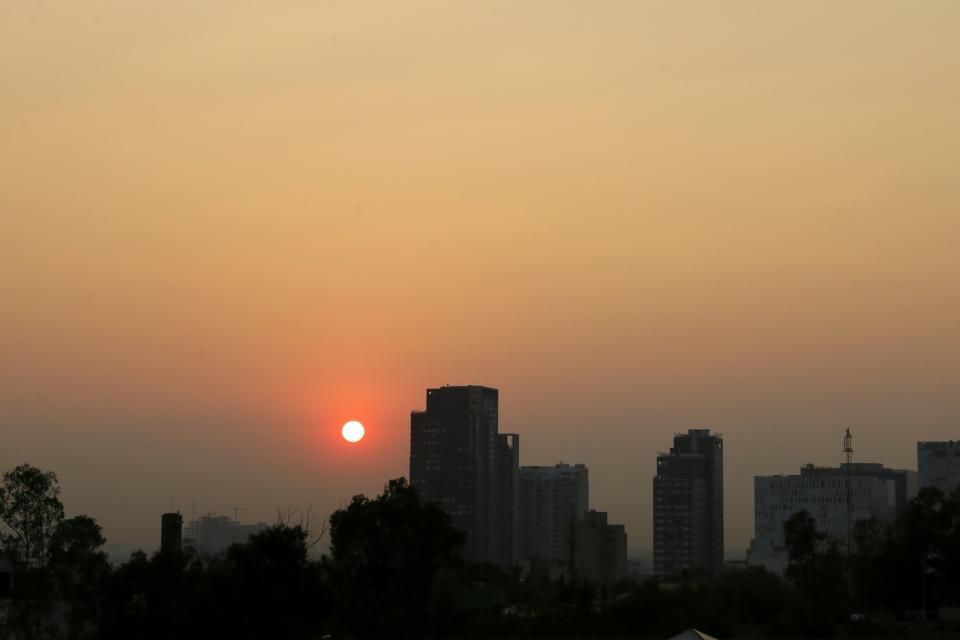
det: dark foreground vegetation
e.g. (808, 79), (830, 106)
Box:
(1, 463), (959, 639)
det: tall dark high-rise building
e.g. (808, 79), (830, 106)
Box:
(410, 385), (519, 566)
(160, 512), (183, 554)
(653, 429), (723, 580)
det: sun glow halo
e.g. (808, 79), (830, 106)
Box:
(341, 420), (365, 443)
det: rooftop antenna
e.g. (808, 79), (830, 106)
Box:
(233, 506), (246, 524)
(843, 428), (854, 555)
(843, 427), (854, 466)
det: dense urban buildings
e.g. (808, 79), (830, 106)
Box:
(653, 429), (724, 580)
(570, 510), (628, 587)
(918, 441), (960, 494)
(747, 462), (917, 574)
(518, 463), (589, 564)
(410, 385), (519, 567)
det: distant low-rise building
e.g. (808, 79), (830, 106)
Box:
(918, 441), (960, 495)
(184, 515), (268, 555)
(747, 463), (917, 574)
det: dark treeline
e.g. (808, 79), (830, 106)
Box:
(1, 463), (959, 639)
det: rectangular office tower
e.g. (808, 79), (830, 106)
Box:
(410, 385), (519, 567)
(653, 429), (724, 580)
(518, 464), (589, 565)
(160, 512), (183, 554)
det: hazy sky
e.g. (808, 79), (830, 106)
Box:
(2, 1), (959, 558)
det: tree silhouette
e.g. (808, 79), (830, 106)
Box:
(0, 465), (68, 639)
(49, 515), (110, 639)
(0, 464), (65, 569)
(780, 510), (850, 634)
(11, 464), (959, 638)
(885, 486), (960, 610)
(848, 517), (888, 612)
(326, 477), (465, 635)
(782, 510), (822, 599)
(223, 523), (328, 637)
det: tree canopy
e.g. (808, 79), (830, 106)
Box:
(4, 463), (960, 640)
(326, 477), (465, 634)
(0, 464), (65, 569)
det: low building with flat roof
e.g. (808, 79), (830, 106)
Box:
(747, 462), (916, 574)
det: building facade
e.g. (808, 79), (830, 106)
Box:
(410, 385), (519, 566)
(160, 512), (182, 554)
(569, 510), (628, 587)
(182, 515), (268, 555)
(747, 463), (917, 575)
(518, 463), (589, 564)
(653, 429), (724, 580)
(494, 432), (521, 567)
(918, 441), (960, 495)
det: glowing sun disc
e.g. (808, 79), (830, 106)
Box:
(341, 420), (365, 443)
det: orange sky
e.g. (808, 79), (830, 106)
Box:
(2, 1), (959, 557)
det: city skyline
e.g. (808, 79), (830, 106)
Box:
(8, 387), (951, 562)
(4, 377), (958, 561)
(3, 1), (959, 560)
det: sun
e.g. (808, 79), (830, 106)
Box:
(341, 420), (365, 443)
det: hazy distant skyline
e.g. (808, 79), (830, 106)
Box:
(2, 1), (959, 557)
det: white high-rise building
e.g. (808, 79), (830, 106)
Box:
(747, 463), (916, 575)
(518, 464), (588, 564)
(918, 441), (960, 495)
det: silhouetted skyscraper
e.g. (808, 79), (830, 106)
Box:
(410, 385), (519, 566)
(160, 512), (182, 554)
(653, 429), (723, 580)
